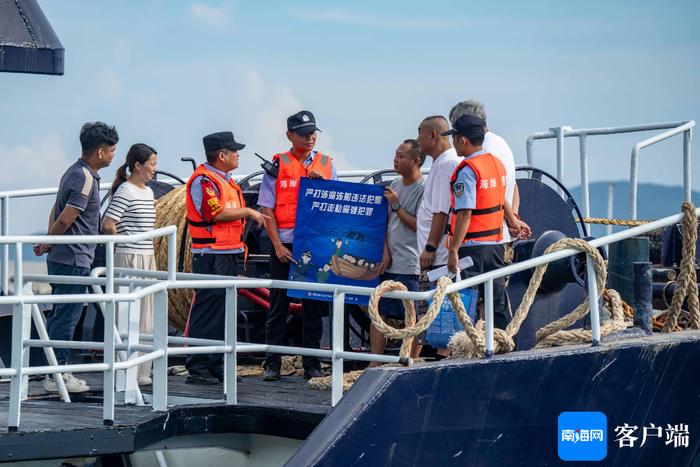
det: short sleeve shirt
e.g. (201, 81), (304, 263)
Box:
(386, 176), (425, 275)
(47, 159), (102, 268)
(416, 148), (461, 266)
(483, 131), (516, 242)
(257, 150), (338, 244)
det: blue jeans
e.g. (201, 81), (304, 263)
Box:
(46, 261), (90, 365)
(378, 273), (420, 319)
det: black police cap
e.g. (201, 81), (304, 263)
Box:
(287, 111), (322, 136)
(441, 115), (485, 138)
(202, 131), (245, 152)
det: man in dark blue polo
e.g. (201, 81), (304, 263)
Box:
(34, 122), (119, 393)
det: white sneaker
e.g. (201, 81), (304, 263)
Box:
(43, 373), (90, 393)
(137, 376), (152, 386)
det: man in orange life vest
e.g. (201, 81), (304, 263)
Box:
(444, 116), (531, 330)
(257, 110), (337, 381)
(184, 131), (266, 385)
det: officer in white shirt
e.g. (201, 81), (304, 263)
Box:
(449, 99), (520, 242)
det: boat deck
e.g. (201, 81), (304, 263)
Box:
(0, 372), (331, 462)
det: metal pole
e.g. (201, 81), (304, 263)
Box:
(103, 242), (115, 425)
(1, 196), (9, 295)
(683, 129), (692, 203)
(30, 303), (70, 403)
(586, 256), (601, 346)
(555, 126), (566, 187)
(484, 279), (494, 358)
(14, 244), (30, 402)
(152, 289), (168, 411)
(526, 137), (534, 166)
(167, 231), (176, 282)
(630, 146), (640, 219)
(579, 135), (590, 218)
(8, 301), (27, 431)
(224, 286), (237, 405)
(331, 291), (345, 407)
(607, 183), (615, 236)
(8, 243), (29, 431)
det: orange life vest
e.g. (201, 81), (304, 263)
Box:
(449, 152), (507, 243)
(185, 164), (246, 250)
(273, 151), (333, 229)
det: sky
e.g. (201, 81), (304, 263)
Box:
(1, 0), (699, 234)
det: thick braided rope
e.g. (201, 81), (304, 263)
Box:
(663, 202), (700, 331)
(535, 289), (629, 348)
(521, 239), (606, 340)
(449, 238), (611, 357)
(578, 217), (651, 227)
(366, 279), (446, 358)
(153, 186), (192, 330)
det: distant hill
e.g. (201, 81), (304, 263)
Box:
(569, 181), (699, 236)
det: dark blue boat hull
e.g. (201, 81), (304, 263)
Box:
(288, 331), (700, 466)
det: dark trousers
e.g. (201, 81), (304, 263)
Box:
(186, 253), (240, 376)
(458, 243), (512, 330)
(46, 261), (90, 365)
(265, 243), (328, 371)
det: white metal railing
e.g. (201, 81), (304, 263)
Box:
(0, 168), (407, 298)
(525, 121), (695, 219)
(2, 205), (698, 430)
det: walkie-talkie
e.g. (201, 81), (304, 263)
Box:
(255, 153), (278, 178)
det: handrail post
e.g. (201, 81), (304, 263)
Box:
(8, 301), (28, 432)
(152, 289), (168, 411)
(630, 145), (640, 220)
(526, 137), (534, 166)
(103, 242), (116, 425)
(579, 134), (590, 218)
(586, 255), (601, 346)
(331, 290), (345, 407)
(1, 196), (9, 295)
(554, 126), (567, 189)
(224, 286), (237, 405)
(8, 243), (29, 431)
(484, 279), (494, 358)
(167, 230), (176, 282)
(683, 129), (692, 202)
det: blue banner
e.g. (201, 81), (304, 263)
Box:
(287, 178), (388, 304)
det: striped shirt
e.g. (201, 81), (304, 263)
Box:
(104, 181), (156, 254)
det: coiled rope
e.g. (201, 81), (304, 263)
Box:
(309, 238), (631, 390)
(578, 217), (650, 227)
(153, 186), (192, 330)
(660, 202), (700, 331)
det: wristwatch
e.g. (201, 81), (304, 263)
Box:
(425, 243), (437, 253)
(391, 202), (401, 212)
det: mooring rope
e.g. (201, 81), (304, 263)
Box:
(578, 217), (650, 227)
(660, 202), (700, 332)
(309, 239), (636, 390)
(153, 186), (192, 330)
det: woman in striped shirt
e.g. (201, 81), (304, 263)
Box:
(102, 143), (158, 386)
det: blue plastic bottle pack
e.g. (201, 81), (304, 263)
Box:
(425, 287), (478, 349)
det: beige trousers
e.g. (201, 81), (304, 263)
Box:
(115, 252), (156, 380)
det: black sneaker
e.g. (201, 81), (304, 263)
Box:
(211, 372), (241, 383)
(303, 367), (324, 379)
(263, 367), (281, 381)
(185, 373), (219, 385)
